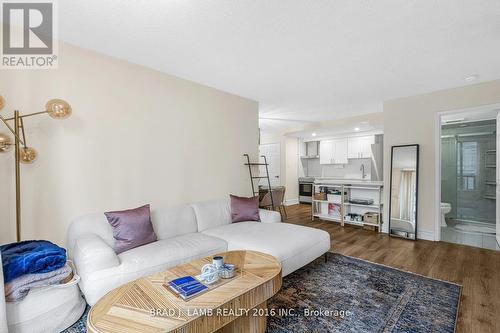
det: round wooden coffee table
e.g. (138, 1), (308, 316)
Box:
(87, 250), (282, 333)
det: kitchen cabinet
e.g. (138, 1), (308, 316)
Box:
(333, 138), (348, 164)
(348, 135), (375, 159)
(320, 138), (348, 164)
(320, 140), (334, 164)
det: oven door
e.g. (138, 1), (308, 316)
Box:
(299, 182), (313, 203)
(299, 183), (313, 196)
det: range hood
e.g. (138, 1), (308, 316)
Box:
(301, 141), (319, 159)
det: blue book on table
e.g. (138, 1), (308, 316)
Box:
(168, 276), (208, 300)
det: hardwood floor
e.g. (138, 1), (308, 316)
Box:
(284, 204), (500, 333)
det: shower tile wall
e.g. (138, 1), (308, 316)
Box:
(441, 136), (458, 217)
(441, 120), (496, 224)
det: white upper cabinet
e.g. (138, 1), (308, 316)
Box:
(320, 138), (348, 164)
(319, 140), (334, 164)
(348, 135), (375, 159)
(333, 138), (348, 164)
(347, 137), (360, 159)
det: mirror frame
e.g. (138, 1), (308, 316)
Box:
(388, 144), (420, 240)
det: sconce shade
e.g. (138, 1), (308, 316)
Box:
(0, 133), (12, 152)
(46, 99), (72, 119)
(0, 95), (5, 111)
(19, 147), (37, 164)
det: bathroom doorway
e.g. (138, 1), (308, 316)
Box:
(438, 107), (500, 250)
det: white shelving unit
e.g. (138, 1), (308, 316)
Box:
(312, 182), (383, 232)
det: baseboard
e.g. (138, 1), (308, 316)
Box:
(284, 199), (299, 206)
(417, 229), (435, 241)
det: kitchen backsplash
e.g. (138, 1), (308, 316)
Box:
(301, 158), (372, 179)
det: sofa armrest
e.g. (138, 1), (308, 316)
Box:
(73, 234), (120, 278)
(259, 209), (282, 223)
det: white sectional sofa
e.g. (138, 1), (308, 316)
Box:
(67, 199), (331, 305)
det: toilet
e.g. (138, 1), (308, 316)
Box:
(440, 202), (452, 227)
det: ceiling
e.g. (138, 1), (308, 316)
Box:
(59, 1), (500, 127)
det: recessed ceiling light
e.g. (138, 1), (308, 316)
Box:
(312, 132), (317, 137)
(465, 74), (478, 82)
(354, 127), (360, 131)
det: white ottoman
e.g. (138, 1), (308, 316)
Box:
(5, 271), (86, 333)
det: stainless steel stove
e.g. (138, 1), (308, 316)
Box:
(298, 177), (315, 203)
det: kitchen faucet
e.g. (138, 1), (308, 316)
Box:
(360, 163), (367, 179)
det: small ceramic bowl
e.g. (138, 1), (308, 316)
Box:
(220, 264), (236, 279)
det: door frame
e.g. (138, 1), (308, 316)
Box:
(434, 103), (500, 242)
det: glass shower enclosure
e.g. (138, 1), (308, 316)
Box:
(441, 120), (496, 230)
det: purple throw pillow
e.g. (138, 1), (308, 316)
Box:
(104, 204), (157, 254)
(230, 195), (260, 223)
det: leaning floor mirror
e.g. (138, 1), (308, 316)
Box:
(389, 144), (419, 240)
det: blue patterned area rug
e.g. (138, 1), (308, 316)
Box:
(266, 253), (461, 333)
(63, 253), (460, 333)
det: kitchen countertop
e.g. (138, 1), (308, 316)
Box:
(312, 178), (384, 186)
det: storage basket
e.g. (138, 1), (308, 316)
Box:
(314, 192), (327, 200)
(363, 212), (379, 224)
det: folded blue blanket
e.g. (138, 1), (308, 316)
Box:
(0, 240), (67, 283)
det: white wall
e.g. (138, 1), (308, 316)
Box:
(384, 80), (500, 240)
(0, 43), (259, 246)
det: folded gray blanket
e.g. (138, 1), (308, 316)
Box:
(4, 263), (72, 302)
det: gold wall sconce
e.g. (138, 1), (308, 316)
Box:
(0, 95), (72, 242)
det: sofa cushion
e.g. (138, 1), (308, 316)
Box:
(202, 222), (330, 276)
(230, 195), (260, 223)
(191, 199), (232, 232)
(79, 233), (227, 305)
(117, 233), (227, 272)
(151, 204), (198, 240)
(105, 205), (157, 254)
